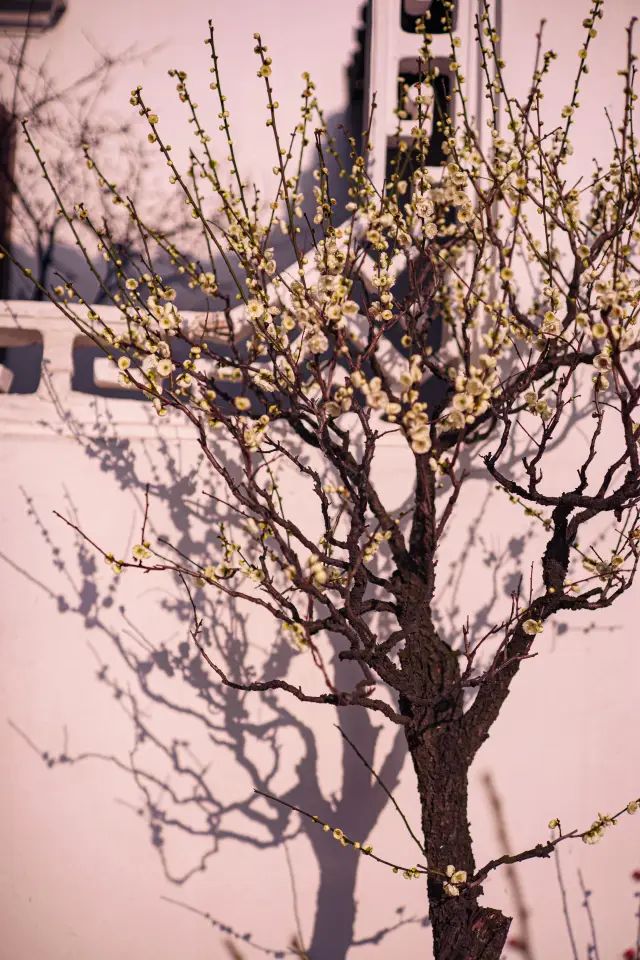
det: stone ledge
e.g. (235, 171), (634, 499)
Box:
(0, 231), (410, 435)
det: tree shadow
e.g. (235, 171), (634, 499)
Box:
(2, 13), (631, 954)
(3, 392), (430, 959)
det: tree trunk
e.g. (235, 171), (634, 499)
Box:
(393, 560), (512, 958)
(407, 726), (512, 960)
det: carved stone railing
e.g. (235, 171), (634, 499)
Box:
(0, 300), (235, 438)
(0, 225), (415, 438)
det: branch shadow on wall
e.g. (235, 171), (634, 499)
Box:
(1, 18), (630, 951)
(5, 366), (624, 959)
(4, 400), (430, 960)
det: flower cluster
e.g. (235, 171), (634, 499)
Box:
(312, 816), (373, 856)
(8, 5), (640, 924)
(582, 812), (617, 845)
(443, 864), (468, 897)
(282, 621), (308, 651)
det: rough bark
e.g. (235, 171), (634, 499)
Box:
(395, 570), (513, 960)
(407, 724), (512, 960)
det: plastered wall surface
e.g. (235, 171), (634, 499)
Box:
(1, 2), (640, 958)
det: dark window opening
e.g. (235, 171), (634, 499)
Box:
(0, 330), (43, 394)
(387, 64), (452, 191)
(71, 337), (199, 402)
(0, 0), (66, 31)
(397, 59), (452, 152)
(0, 104), (16, 304)
(72, 342), (147, 402)
(401, 0), (457, 35)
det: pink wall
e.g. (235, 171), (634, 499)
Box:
(1, 2), (640, 958)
